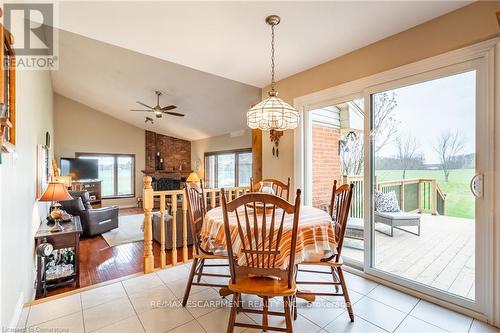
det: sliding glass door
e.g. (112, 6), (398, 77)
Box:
(365, 60), (487, 310)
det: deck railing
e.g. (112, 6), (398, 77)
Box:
(142, 176), (250, 273)
(344, 175), (446, 219)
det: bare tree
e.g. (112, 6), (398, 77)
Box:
(340, 92), (399, 176)
(434, 130), (465, 182)
(373, 92), (399, 153)
(395, 134), (419, 179)
(340, 133), (364, 176)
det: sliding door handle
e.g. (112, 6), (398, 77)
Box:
(470, 174), (483, 199)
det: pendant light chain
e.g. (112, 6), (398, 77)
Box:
(270, 23), (276, 93)
(246, 15), (299, 131)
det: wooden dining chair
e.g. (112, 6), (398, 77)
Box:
(250, 177), (291, 201)
(221, 189), (302, 333)
(295, 180), (355, 322)
(182, 180), (230, 306)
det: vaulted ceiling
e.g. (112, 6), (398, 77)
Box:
(49, 1), (471, 140)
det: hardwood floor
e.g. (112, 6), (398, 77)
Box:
(41, 208), (192, 298)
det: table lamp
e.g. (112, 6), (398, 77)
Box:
(39, 182), (73, 232)
(186, 171), (200, 183)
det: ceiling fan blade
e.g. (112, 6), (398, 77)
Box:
(164, 111), (185, 117)
(130, 109), (153, 112)
(136, 101), (154, 109)
(161, 105), (177, 111)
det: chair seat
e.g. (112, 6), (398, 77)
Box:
(194, 251), (228, 260)
(229, 276), (296, 297)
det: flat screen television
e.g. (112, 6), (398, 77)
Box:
(60, 157), (99, 180)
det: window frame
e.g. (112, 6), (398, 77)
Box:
(76, 152), (136, 199)
(204, 148), (252, 188)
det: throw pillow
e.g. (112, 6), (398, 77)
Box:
(375, 191), (400, 212)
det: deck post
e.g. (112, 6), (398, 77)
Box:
(143, 176), (155, 273)
(417, 181), (422, 213)
(400, 180), (405, 212)
(431, 180), (437, 215)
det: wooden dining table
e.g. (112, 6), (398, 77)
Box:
(200, 205), (338, 301)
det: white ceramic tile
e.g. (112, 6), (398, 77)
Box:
(27, 293), (82, 326)
(410, 300), (472, 332)
(83, 296), (136, 332)
(29, 311), (84, 333)
(138, 306), (194, 333)
(197, 307), (254, 333)
(156, 264), (191, 283)
(129, 285), (177, 314)
(319, 288), (364, 305)
(342, 272), (378, 295)
(167, 320), (205, 333)
(469, 319), (500, 333)
(353, 296), (406, 332)
(367, 285), (419, 313)
(183, 287), (229, 318)
(323, 314), (387, 333)
(81, 282), (127, 309)
(166, 277), (213, 298)
(16, 306), (29, 329)
(92, 315), (145, 333)
(395, 315), (447, 333)
(122, 274), (165, 294)
(295, 298), (346, 328)
(246, 308), (322, 333)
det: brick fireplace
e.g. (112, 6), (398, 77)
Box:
(144, 130), (191, 184)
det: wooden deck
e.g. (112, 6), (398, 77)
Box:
(343, 214), (475, 300)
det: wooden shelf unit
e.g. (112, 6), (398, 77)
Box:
(71, 180), (102, 208)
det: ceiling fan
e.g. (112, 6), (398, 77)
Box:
(130, 91), (184, 118)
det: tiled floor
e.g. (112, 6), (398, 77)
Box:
(18, 262), (499, 333)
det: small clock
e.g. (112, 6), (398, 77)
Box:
(36, 242), (54, 257)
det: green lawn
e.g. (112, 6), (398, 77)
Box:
(375, 169), (475, 219)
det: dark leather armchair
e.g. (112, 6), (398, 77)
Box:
(60, 190), (119, 237)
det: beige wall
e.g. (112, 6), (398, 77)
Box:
(261, 1), (500, 191)
(191, 130), (251, 180)
(54, 94), (145, 207)
(0, 69), (54, 327)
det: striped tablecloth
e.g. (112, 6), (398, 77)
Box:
(200, 205), (337, 269)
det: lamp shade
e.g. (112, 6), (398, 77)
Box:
(247, 92), (299, 130)
(186, 172), (200, 183)
(39, 182), (73, 202)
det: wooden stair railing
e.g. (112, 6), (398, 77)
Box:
(142, 175), (250, 273)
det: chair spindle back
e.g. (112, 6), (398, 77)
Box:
(221, 190), (301, 289)
(185, 181), (208, 254)
(328, 180), (354, 259)
(249, 177), (291, 201)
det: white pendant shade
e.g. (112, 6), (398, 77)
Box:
(247, 15), (300, 131)
(247, 92), (299, 130)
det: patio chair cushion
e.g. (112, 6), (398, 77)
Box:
(375, 191), (400, 212)
(375, 211), (420, 220)
(347, 218), (364, 230)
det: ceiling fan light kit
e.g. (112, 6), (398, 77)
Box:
(247, 15), (300, 132)
(130, 90), (184, 119)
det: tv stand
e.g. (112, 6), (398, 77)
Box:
(71, 180), (102, 208)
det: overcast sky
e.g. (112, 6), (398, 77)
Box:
(377, 70), (476, 164)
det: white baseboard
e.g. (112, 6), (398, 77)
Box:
(8, 292), (25, 329)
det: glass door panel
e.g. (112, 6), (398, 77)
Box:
(370, 70), (477, 300)
(308, 98), (365, 264)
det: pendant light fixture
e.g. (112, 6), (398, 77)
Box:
(247, 15), (299, 131)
